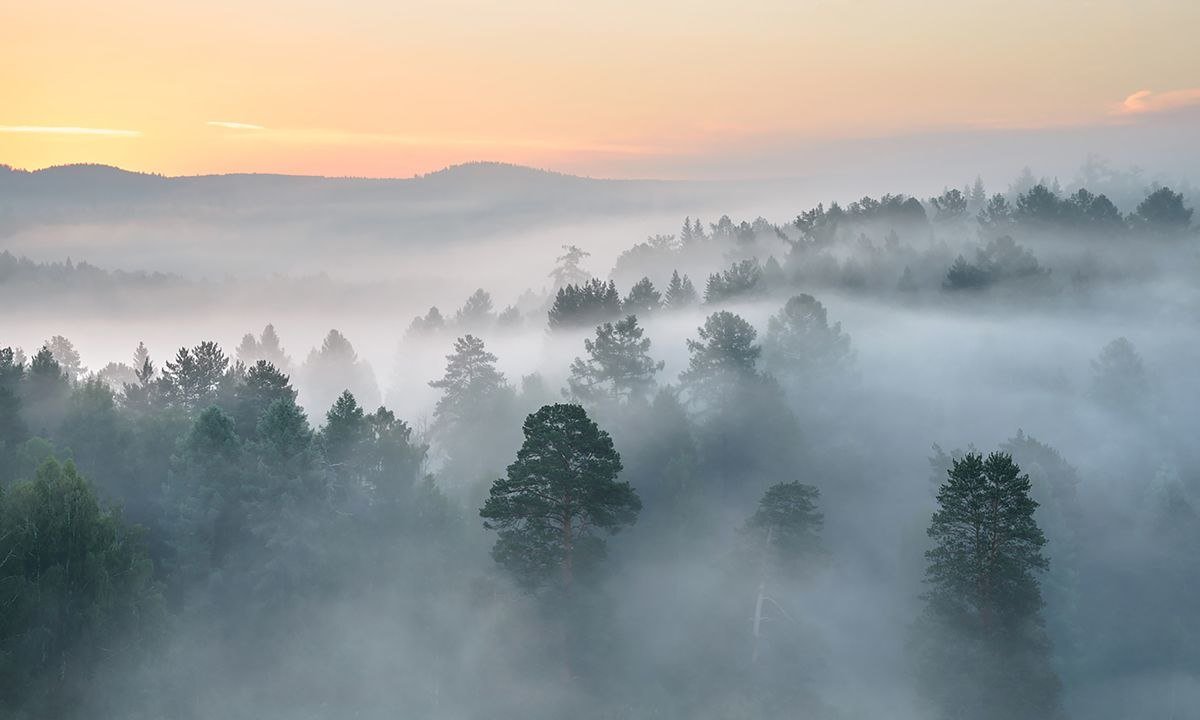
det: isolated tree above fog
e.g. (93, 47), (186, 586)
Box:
(566, 315), (663, 405)
(480, 403), (639, 593)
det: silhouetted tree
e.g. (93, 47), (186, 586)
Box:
(547, 279), (622, 331)
(1133, 186), (1193, 236)
(914, 452), (1062, 720)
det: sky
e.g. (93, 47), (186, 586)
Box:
(2, 0), (1199, 179)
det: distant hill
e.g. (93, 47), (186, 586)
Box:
(0, 160), (777, 283)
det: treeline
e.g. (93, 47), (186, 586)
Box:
(3, 280), (1193, 717)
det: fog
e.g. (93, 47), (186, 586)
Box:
(1, 158), (1197, 719)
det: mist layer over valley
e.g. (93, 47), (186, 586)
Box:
(1, 159), (1197, 719)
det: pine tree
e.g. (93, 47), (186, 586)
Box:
(566, 315), (663, 404)
(159, 341), (231, 413)
(480, 403), (639, 594)
(429, 335), (508, 434)
(680, 311), (761, 403)
(915, 451), (1062, 720)
(546, 279), (622, 331)
(233, 360), (297, 437)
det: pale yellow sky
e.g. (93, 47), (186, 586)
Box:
(2, 0), (1198, 178)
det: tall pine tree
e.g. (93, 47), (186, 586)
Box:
(915, 451), (1062, 720)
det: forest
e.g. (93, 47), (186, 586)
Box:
(1, 168), (1197, 719)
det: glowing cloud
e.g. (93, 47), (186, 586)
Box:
(207, 121), (266, 130)
(0, 125), (140, 136)
(1114, 88), (1200, 115)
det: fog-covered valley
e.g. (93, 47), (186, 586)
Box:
(1, 159), (1197, 719)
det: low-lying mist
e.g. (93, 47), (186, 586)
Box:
(1, 160), (1197, 719)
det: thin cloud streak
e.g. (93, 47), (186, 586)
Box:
(0, 125), (141, 136)
(207, 121), (266, 130)
(251, 127), (671, 156)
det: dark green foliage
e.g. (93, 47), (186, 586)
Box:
(622, 276), (662, 315)
(233, 360), (297, 437)
(0, 347), (27, 476)
(547, 278), (622, 331)
(480, 403), (639, 593)
(704, 258), (762, 304)
(158, 340), (232, 413)
(915, 452), (1062, 720)
(0, 459), (162, 716)
(58, 378), (133, 501)
(566, 315), (663, 404)
(944, 236), (1048, 291)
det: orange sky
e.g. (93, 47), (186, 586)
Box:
(2, 0), (1198, 178)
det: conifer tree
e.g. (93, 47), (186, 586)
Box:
(566, 315), (663, 404)
(915, 451), (1062, 720)
(480, 403), (639, 594)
